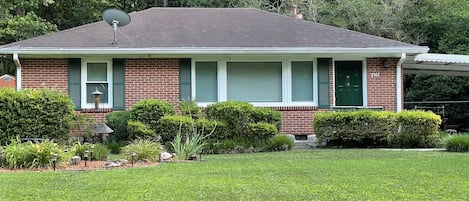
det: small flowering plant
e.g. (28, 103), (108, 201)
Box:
(2, 138), (65, 169)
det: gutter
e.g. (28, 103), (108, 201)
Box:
(396, 52), (406, 112)
(0, 47), (430, 56)
(13, 53), (21, 91)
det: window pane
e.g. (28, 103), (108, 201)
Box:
(227, 62), (282, 102)
(87, 63), (107, 81)
(292, 61), (313, 101)
(196, 62), (217, 102)
(86, 83), (108, 104)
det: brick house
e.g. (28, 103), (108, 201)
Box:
(0, 74), (15, 88)
(0, 8), (429, 136)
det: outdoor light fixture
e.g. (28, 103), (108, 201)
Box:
(382, 58), (389, 68)
(52, 153), (58, 171)
(90, 145), (95, 162)
(84, 151), (89, 167)
(91, 87), (103, 109)
(131, 152), (137, 167)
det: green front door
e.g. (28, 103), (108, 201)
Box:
(335, 61), (363, 106)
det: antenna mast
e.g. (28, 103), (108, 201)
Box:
(103, 9), (131, 46)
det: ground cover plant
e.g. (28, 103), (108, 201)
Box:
(1, 149), (468, 200)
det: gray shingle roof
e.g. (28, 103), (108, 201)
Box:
(1, 8), (420, 49)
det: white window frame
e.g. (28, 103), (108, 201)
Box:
(191, 56), (318, 107)
(81, 58), (113, 109)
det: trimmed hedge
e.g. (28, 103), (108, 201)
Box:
(205, 101), (253, 138)
(129, 99), (175, 133)
(0, 88), (74, 144)
(159, 115), (194, 144)
(389, 110), (442, 148)
(127, 121), (157, 139)
(248, 123), (278, 139)
(106, 111), (131, 141)
(195, 119), (227, 140)
(314, 110), (441, 148)
(250, 107), (282, 131)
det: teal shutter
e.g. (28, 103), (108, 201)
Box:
(113, 59), (125, 110)
(68, 58), (81, 110)
(179, 58), (192, 101)
(318, 58), (330, 108)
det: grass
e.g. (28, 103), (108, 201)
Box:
(1, 149), (469, 200)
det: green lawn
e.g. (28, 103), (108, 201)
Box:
(1, 149), (469, 201)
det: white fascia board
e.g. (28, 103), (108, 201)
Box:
(1, 46), (429, 57)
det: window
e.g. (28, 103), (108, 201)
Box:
(227, 62), (282, 102)
(191, 59), (317, 106)
(292, 61), (313, 102)
(81, 59), (112, 108)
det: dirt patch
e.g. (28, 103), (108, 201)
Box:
(0, 160), (160, 173)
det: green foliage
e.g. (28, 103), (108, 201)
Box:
(159, 115), (194, 144)
(91, 143), (109, 161)
(250, 107), (282, 131)
(71, 141), (90, 159)
(0, 12), (57, 45)
(127, 121), (157, 140)
(106, 141), (127, 154)
(389, 110), (442, 148)
(121, 139), (161, 162)
(106, 111), (131, 142)
(247, 123), (278, 139)
(129, 99), (175, 133)
(205, 101), (254, 138)
(267, 135), (294, 151)
(0, 88), (75, 144)
(179, 100), (200, 119)
(2, 138), (65, 169)
(71, 114), (96, 142)
(204, 137), (270, 154)
(195, 118), (226, 140)
(314, 110), (397, 147)
(442, 134), (469, 152)
(171, 129), (208, 160)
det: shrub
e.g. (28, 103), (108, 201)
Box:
(71, 141), (91, 159)
(196, 119), (227, 140)
(127, 121), (157, 140)
(71, 114), (96, 143)
(204, 137), (270, 154)
(91, 143), (110, 160)
(159, 115), (194, 144)
(129, 99), (175, 133)
(106, 141), (127, 154)
(121, 139), (162, 162)
(205, 101), (254, 138)
(267, 135), (294, 151)
(2, 138), (66, 169)
(442, 134), (469, 152)
(389, 110), (442, 148)
(0, 88), (75, 144)
(179, 100), (200, 119)
(106, 111), (131, 142)
(314, 110), (396, 147)
(248, 123), (278, 139)
(250, 107), (282, 131)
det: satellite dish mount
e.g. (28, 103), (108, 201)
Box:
(103, 9), (131, 46)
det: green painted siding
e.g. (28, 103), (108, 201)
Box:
(179, 59), (191, 101)
(196, 62), (218, 102)
(227, 62), (282, 102)
(292, 61), (313, 102)
(68, 58), (81, 110)
(318, 58), (330, 108)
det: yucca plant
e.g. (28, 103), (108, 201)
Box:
(171, 123), (213, 160)
(121, 139), (162, 162)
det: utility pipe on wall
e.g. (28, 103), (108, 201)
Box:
(13, 53), (21, 91)
(396, 52), (406, 112)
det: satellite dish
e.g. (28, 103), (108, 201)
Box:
(102, 8), (131, 46)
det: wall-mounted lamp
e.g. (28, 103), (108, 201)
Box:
(383, 58), (389, 68)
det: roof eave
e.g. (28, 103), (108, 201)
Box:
(0, 47), (429, 57)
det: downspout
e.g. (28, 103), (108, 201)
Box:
(13, 53), (21, 91)
(396, 52), (406, 112)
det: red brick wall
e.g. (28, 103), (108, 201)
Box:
(0, 75), (16, 88)
(125, 58), (180, 110)
(21, 59), (68, 93)
(366, 58), (399, 111)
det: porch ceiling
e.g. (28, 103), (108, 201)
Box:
(403, 53), (469, 76)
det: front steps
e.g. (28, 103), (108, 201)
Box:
(289, 134), (318, 150)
